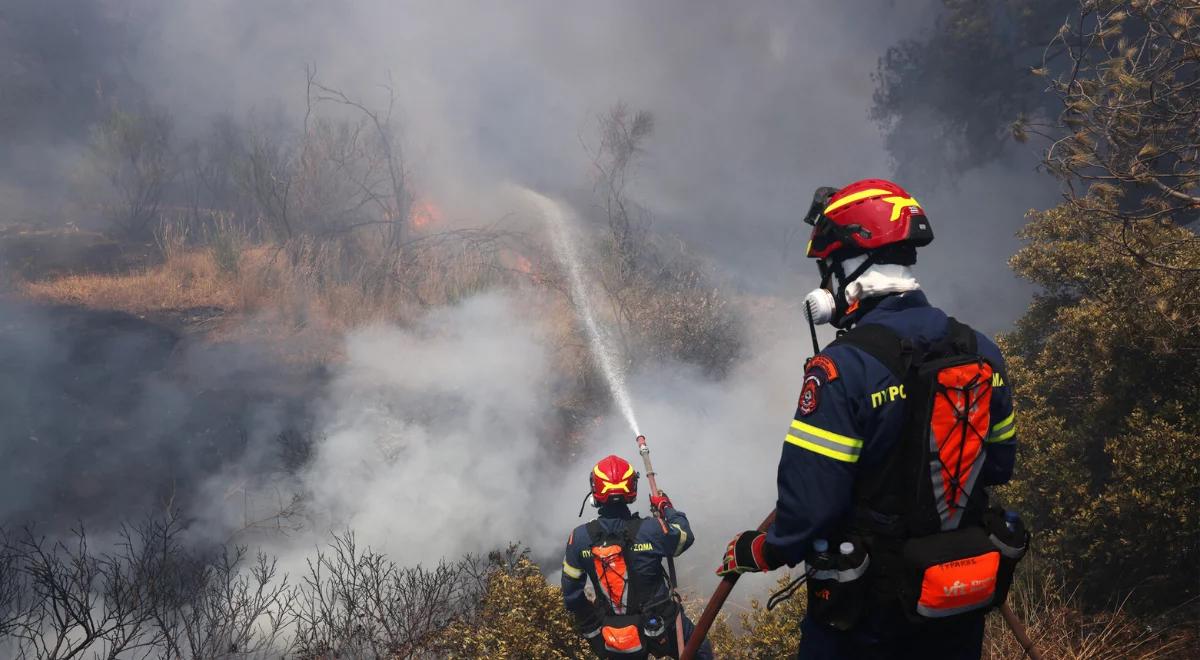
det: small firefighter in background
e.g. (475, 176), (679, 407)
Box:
(717, 180), (1027, 659)
(563, 455), (712, 659)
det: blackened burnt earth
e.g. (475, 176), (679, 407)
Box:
(0, 299), (324, 533)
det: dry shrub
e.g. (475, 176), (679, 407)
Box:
(291, 532), (489, 659)
(622, 266), (743, 377)
(440, 556), (588, 659)
(706, 573), (807, 659)
(234, 227), (515, 333)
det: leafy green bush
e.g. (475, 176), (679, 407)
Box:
(999, 201), (1200, 610)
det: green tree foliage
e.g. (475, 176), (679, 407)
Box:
(1043, 0), (1200, 235)
(871, 0), (1074, 180)
(999, 201), (1200, 609)
(1001, 1), (1200, 610)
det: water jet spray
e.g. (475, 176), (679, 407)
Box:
(519, 186), (641, 436)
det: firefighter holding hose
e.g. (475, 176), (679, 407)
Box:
(714, 180), (1028, 659)
(562, 454), (713, 659)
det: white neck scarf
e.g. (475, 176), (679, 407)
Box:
(840, 255), (921, 302)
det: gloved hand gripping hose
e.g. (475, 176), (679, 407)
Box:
(682, 510), (776, 660)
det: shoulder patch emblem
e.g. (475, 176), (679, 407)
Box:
(804, 355), (840, 381)
(798, 375), (822, 416)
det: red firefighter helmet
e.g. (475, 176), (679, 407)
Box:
(590, 454), (639, 505)
(803, 179), (933, 260)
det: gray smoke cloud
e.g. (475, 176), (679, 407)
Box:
(189, 284), (814, 599)
(3, 0), (1056, 327)
(1, 0), (1064, 613)
(135, 0), (1057, 331)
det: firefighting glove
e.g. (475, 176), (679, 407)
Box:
(716, 530), (781, 576)
(650, 491), (674, 513)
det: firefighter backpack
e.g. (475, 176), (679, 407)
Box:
(817, 318), (1029, 625)
(585, 518), (676, 658)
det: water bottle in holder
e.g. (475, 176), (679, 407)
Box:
(828, 540), (870, 630)
(806, 539), (838, 623)
(807, 537), (870, 630)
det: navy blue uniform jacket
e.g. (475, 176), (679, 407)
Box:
(562, 503), (694, 621)
(767, 291), (1017, 565)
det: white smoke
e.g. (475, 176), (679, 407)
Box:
(229, 288), (813, 601)
(268, 293), (558, 565)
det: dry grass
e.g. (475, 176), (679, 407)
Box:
(21, 249), (241, 313)
(19, 235), (514, 327)
(983, 571), (1197, 660)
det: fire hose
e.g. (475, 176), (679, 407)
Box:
(634, 434), (687, 656)
(681, 510), (776, 659)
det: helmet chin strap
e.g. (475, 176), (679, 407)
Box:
(578, 492), (595, 517)
(824, 253), (879, 328)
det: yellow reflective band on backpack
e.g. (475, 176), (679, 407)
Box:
(988, 412), (1016, 443)
(786, 419), (863, 463)
(562, 560), (583, 579)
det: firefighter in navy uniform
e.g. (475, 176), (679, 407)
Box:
(717, 180), (1024, 659)
(563, 454), (713, 659)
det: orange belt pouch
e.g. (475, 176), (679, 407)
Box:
(897, 526), (1004, 623)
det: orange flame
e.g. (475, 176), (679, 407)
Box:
(410, 198), (442, 229)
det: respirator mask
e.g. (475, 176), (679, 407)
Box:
(804, 254), (880, 329)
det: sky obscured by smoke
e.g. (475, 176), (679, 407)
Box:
(130, 0), (1059, 330)
(3, 0), (1059, 328)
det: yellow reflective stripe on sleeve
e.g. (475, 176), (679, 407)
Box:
(989, 426), (1016, 443)
(562, 560), (583, 579)
(988, 411), (1016, 443)
(991, 412), (1015, 432)
(786, 419), (863, 463)
(672, 524), (688, 557)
